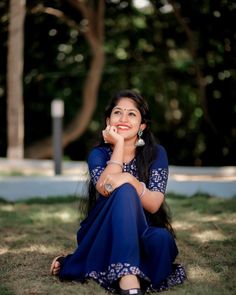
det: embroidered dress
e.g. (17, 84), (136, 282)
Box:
(59, 144), (186, 293)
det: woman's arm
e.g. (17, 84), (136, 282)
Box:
(95, 141), (124, 196)
(100, 144), (168, 212)
(129, 175), (164, 213)
(126, 145), (168, 213)
(99, 171), (164, 213)
(95, 125), (125, 196)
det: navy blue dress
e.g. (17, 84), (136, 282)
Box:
(59, 144), (186, 293)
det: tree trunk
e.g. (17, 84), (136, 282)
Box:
(7, 0), (26, 158)
(25, 0), (105, 159)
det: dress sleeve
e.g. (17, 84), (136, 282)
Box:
(87, 147), (110, 186)
(147, 145), (169, 194)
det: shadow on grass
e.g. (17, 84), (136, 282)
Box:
(0, 194), (236, 294)
(0, 251), (105, 295)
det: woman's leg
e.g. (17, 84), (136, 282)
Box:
(141, 227), (178, 287)
(58, 183), (148, 292)
(50, 256), (66, 275)
(119, 274), (140, 289)
(108, 184), (148, 291)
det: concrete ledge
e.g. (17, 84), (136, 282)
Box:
(0, 157), (88, 176)
(167, 166), (236, 198)
(169, 166), (236, 180)
(0, 173), (235, 201)
(167, 179), (236, 198)
(0, 175), (88, 201)
(0, 158), (235, 201)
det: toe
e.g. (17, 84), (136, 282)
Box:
(55, 261), (60, 268)
(50, 256), (64, 275)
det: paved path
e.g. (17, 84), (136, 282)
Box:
(0, 158), (235, 201)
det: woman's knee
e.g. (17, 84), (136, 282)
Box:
(118, 183), (136, 192)
(114, 183), (137, 197)
(111, 183), (140, 205)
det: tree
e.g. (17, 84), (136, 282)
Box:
(1, 0), (235, 165)
(25, 0), (105, 158)
(7, 0), (26, 158)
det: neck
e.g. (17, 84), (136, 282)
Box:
(123, 141), (136, 163)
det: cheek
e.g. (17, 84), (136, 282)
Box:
(132, 117), (142, 126)
(108, 117), (118, 125)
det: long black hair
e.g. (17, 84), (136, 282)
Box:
(87, 89), (175, 237)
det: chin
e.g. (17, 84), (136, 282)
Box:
(117, 130), (126, 135)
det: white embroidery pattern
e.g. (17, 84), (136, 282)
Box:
(90, 166), (105, 185)
(86, 262), (150, 293)
(90, 162), (168, 194)
(86, 263), (186, 293)
(148, 168), (168, 193)
(123, 159), (138, 177)
(148, 264), (187, 292)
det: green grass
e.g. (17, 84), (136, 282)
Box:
(0, 194), (235, 295)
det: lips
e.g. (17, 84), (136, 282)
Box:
(116, 124), (130, 130)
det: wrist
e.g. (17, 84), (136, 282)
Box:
(107, 160), (123, 169)
(114, 137), (124, 147)
(139, 182), (146, 199)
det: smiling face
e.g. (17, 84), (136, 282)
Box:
(106, 97), (146, 144)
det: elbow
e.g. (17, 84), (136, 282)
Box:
(148, 193), (164, 214)
(149, 206), (160, 214)
(147, 202), (162, 214)
(149, 208), (157, 214)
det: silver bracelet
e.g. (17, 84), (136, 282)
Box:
(106, 160), (123, 169)
(139, 182), (146, 199)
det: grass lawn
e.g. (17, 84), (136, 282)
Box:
(0, 194), (235, 295)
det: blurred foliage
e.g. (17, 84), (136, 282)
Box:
(0, 0), (235, 165)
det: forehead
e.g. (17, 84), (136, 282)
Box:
(115, 97), (138, 110)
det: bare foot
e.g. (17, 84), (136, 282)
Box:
(119, 274), (140, 290)
(50, 256), (64, 275)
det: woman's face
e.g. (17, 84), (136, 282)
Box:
(107, 97), (146, 143)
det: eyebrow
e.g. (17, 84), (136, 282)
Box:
(113, 106), (138, 112)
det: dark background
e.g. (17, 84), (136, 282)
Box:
(0, 0), (235, 166)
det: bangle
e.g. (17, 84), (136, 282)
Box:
(139, 182), (146, 199)
(107, 160), (123, 169)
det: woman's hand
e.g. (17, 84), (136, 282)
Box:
(101, 172), (132, 195)
(99, 170), (164, 213)
(102, 125), (123, 145)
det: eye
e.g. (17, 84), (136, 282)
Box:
(113, 110), (122, 115)
(128, 112), (136, 117)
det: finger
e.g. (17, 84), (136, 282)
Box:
(100, 179), (107, 189)
(110, 126), (116, 133)
(103, 190), (109, 196)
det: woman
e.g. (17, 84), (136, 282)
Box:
(50, 90), (186, 295)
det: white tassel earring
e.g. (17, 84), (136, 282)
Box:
(135, 129), (145, 147)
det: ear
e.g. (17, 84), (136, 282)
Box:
(106, 118), (110, 126)
(140, 123), (146, 131)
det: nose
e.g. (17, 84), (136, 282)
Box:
(120, 111), (128, 122)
